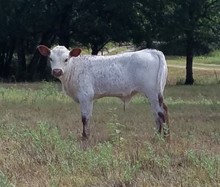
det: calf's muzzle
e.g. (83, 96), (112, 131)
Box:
(52, 69), (63, 77)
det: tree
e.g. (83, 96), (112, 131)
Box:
(163, 0), (220, 84)
(131, 0), (170, 48)
(0, 0), (79, 81)
(73, 0), (139, 55)
(27, 0), (78, 81)
(0, 0), (53, 81)
(134, 0), (220, 85)
(0, 0), (219, 82)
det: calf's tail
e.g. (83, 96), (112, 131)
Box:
(156, 52), (170, 139)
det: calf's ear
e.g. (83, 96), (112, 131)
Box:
(37, 45), (51, 56)
(69, 48), (81, 57)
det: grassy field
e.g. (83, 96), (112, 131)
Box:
(0, 55), (220, 186)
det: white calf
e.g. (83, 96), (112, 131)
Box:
(37, 45), (169, 139)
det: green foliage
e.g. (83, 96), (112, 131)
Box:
(0, 0), (219, 81)
(0, 121), (142, 185)
(0, 171), (14, 187)
(0, 82), (71, 105)
(74, 0), (139, 54)
(21, 122), (73, 165)
(186, 150), (220, 180)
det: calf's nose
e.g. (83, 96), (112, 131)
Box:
(52, 69), (63, 77)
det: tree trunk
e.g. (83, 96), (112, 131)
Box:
(27, 31), (55, 81)
(91, 44), (99, 55)
(0, 42), (6, 78)
(146, 37), (153, 48)
(91, 39), (110, 55)
(37, 56), (49, 80)
(58, 34), (70, 48)
(58, 4), (72, 48)
(185, 34), (194, 85)
(3, 38), (16, 81)
(17, 39), (26, 81)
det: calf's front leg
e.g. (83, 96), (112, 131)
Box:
(79, 100), (93, 139)
(82, 116), (90, 138)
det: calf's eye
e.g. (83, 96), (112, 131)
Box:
(64, 58), (68, 62)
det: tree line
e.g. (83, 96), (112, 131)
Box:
(0, 0), (219, 84)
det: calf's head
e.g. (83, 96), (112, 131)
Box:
(37, 45), (81, 78)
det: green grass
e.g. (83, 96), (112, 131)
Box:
(1, 56), (220, 186)
(195, 50), (220, 65)
(1, 82), (220, 186)
(167, 49), (220, 65)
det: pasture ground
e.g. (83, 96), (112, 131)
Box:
(0, 55), (220, 186)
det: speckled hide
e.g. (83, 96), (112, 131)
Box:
(37, 45), (169, 139)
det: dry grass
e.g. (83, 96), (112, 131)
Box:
(1, 61), (220, 186)
(167, 55), (220, 85)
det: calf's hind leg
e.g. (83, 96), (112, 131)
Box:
(162, 101), (169, 137)
(147, 93), (170, 138)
